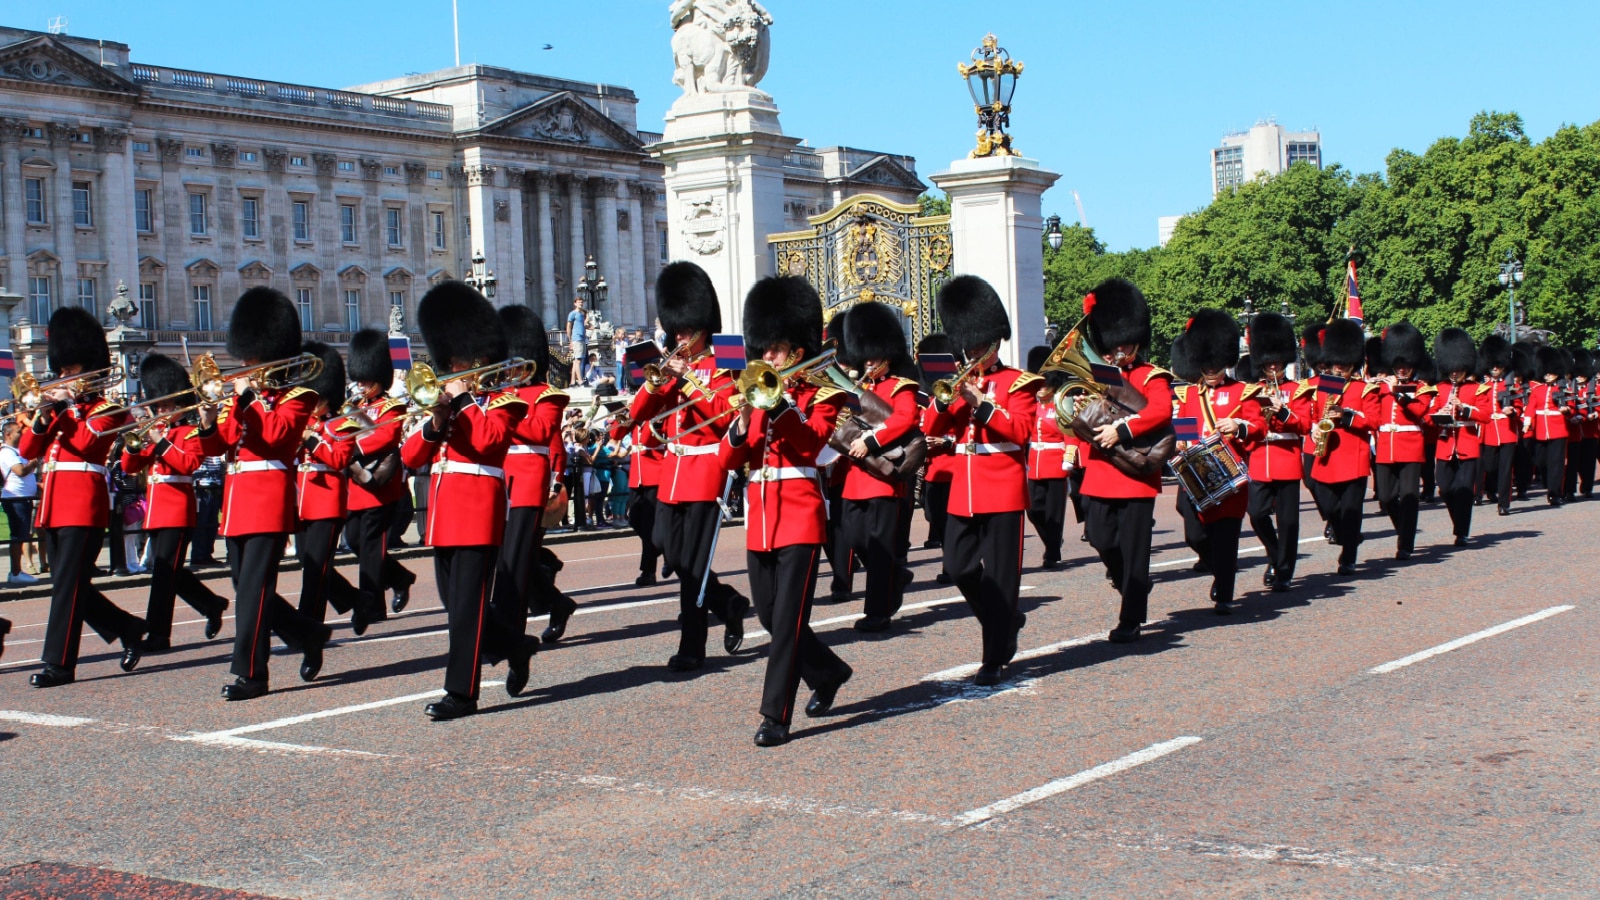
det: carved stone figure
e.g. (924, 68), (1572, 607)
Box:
(669, 0), (772, 97)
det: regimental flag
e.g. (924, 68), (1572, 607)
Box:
(623, 340), (664, 383)
(1173, 417), (1201, 442)
(0, 349), (14, 379)
(388, 336), (413, 371)
(918, 353), (957, 379)
(1090, 362), (1125, 387)
(1345, 258), (1365, 324)
(711, 333), (747, 371)
(1316, 373), (1348, 395)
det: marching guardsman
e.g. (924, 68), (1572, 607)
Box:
(1370, 323), (1436, 561)
(1298, 323), (1330, 530)
(926, 275), (1038, 683)
(1024, 345), (1070, 569)
(627, 262), (750, 671)
(197, 288), (332, 700)
(1563, 348), (1597, 500)
(1171, 311), (1265, 613)
(1076, 279), (1171, 644)
(122, 353), (228, 651)
(1430, 328), (1491, 545)
(722, 276), (854, 747)
(917, 333), (957, 556)
(401, 282), (534, 720)
(491, 305), (570, 647)
(344, 329), (417, 620)
(613, 360), (666, 587)
(1307, 319), (1382, 576)
(1576, 349), (1599, 498)
(1476, 335), (1520, 515)
(291, 342), (361, 627)
(1511, 342), (1538, 501)
(1525, 346), (1573, 507)
(1239, 313), (1310, 592)
(836, 300), (921, 633)
(24, 307), (146, 687)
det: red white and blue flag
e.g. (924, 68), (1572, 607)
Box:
(711, 333), (747, 371)
(388, 335), (413, 371)
(0, 349), (14, 379)
(1345, 259), (1365, 324)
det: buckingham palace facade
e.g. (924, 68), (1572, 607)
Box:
(0, 25), (925, 368)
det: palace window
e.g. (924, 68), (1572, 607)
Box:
(337, 160), (356, 173)
(135, 189), (153, 233)
(344, 289), (362, 331)
(340, 204), (358, 244)
(185, 146), (205, 159)
(241, 197), (260, 239)
(386, 208), (403, 247)
(138, 282), (157, 327)
(192, 284), (213, 330)
(384, 165), (399, 177)
(72, 182), (93, 227)
(25, 177), (46, 224)
(28, 276), (52, 323)
(132, 141), (151, 153)
(188, 193), (208, 235)
(240, 151), (258, 163)
(291, 155), (307, 168)
(295, 288), (314, 331)
(427, 169), (444, 181)
(431, 211), (446, 249)
(77, 277), (96, 311)
(293, 200), (311, 241)
(658, 228), (669, 266)
(389, 290), (405, 318)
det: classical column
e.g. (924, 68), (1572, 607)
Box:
(155, 138), (185, 325)
(533, 172), (557, 325)
(48, 124), (79, 314)
(565, 174), (586, 304)
(96, 128), (135, 305)
(0, 119), (27, 292)
(464, 164), (497, 290)
(627, 181), (648, 328)
(503, 166), (526, 307)
(594, 177), (621, 324)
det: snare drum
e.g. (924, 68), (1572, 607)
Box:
(1170, 434), (1250, 512)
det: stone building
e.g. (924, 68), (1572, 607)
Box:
(0, 24), (923, 371)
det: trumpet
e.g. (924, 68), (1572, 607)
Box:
(11, 365), (126, 411)
(669, 348), (840, 440)
(931, 341), (1000, 405)
(405, 358), (534, 409)
(642, 332), (706, 388)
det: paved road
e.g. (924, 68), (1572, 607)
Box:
(1, 489), (1595, 898)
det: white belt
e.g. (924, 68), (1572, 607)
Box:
(43, 461), (108, 475)
(229, 460), (289, 475)
(956, 442), (1022, 455)
(435, 460), (504, 479)
(1536, 409), (1564, 415)
(747, 466), (818, 483)
(1031, 441), (1067, 451)
(1266, 432), (1299, 443)
(1491, 413), (1508, 420)
(149, 474), (193, 485)
(667, 443), (720, 457)
(506, 444), (551, 456)
(630, 445), (660, 455)
(1378, 425), (1422, 433)
(297, 463), (337, 475)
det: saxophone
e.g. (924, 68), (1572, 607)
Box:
(1312, 401), (1341, 459)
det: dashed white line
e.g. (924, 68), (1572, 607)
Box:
(0, 710), (97, 727)
(1369, 605), (1575, 674)
(954, 736), (1204, 827)
(922, 633), (1101, 683)
(180, 681), (505, 741)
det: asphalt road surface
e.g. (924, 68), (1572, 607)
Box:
(1, 489), (1596, 899)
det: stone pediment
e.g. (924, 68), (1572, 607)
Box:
(0, 35), (140, 96)
(839, 156), (925, 193)
(238, 260), (274, 280)
(383, 266), (413, 283)
(480, 91), (644, 152)
(291, 262), (322, 280)
(186, 258), (219, 278)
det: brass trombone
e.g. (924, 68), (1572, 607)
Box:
(403, 358), (534, 409)
(11, 365), (126, 411)
(208, 352), (325, 399)
(931, 341), (1000, 405)
(669, 348), (840, 440)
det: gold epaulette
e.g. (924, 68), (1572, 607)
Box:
(1415, 383), (1440, 397)
(375, 397), (407, 415)
(1174, 384), (1193, 404)
(1362, 381), (1383, 396)
(1238, 383), (1263, 401)
(332, 417), (364, 433)
(812, 386), (845, 406)
(282, 386), (313, 403)
(486, 393), (527, 411)
(1293, 382), (1318, 400)
(89, 399), (119, 417)
(889, 376), (921, 395)
(537, 387), (569, 404)
(1010, 372), (1043, 393)
(1143, 366), (1174, 384)
(176, 426), (200, 442)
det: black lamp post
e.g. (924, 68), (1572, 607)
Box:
(1497, 250), (1525, 342)
(1045, 214), (1063, 251)
(578, 255), (608, 308)
(466, 249), (497, 300)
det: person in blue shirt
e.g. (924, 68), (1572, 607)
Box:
(565, 296), (588, 385)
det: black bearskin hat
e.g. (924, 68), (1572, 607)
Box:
(744, 276), (824, 361)
(1082, 278), (1150, 356)
(1382, 322), (1427, 372)
(1321, 319), (1366, 369)
(1534, 345), (1564, 381)
(1511, 341), (1536, 381)
(227, 287), (301, 364)
(1418, 354), (1439, 384)
(498, 305), (550, 384)
(1365, 336), (1386, 377)
(1234, 353), (1255, 383)
(1478, 335), (1513, 376)
(1168, 333), (1200, 384)
(138, 353), (191, 406)
(302, 341), (346, 408)
(1247, 313), (1297, 368)
(1573, 348), (1596, 380)
(46, 306), (110, 374)
(1026, 345), (1050, 374)
(839, 301), (908, 370)
(936, 275), (1011, 353)
(1300, 323), (1326, 371)
(1558, 347), (1575, 379)
(347, 329), (394, 391)
(1183, 309), (1239, 372)
(1434, 328), (1477, 377)
(417, 281), (506, 370)
(656, 261), (721, 339)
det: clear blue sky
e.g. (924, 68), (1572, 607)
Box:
(20, 0), (1600, 250)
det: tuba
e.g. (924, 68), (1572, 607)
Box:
(1040, 318), (1176, 478)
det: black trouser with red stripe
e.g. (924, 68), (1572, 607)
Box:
(944, 510), (1026, 668)
(144, 527), (226, 643)
(1085, 497), (1156, 628)
(1248, 479), (1300, 583)
(488, 507), (541, 658)
(348, 505), (413, 619)
(750, 544), (850, 725)
(1535, 439), (1567, 502)
(1027, 477), (1068, 563)
(1177, 492), (1243, 604)
(435, 544), (513, 701)
(923, 478), (951, 546)
(1373, 462), (1421, 556)
(1311, 477), (1366, 566)
(655, 499), (746, 660)
(296, 518), (356, 625)
(1479, 443), (1514, 508)
(1437, 457), (1478, 538)
(228, 533), (326, 684)
(842, 496), (904, 620)
(628, 485), (661, 576)
(40, 526), (143, 671)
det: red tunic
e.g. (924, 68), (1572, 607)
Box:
(610, 395), (664, 490)
(400, 391), (525, 547)
(121, 421), (205, 530)
(629, 364), (738, 504)
(1242, 379), (1310, 482)
(347, 397), (409, 511)
(1372, 380), (1437, 465)
(920, 403), (956, 483)
(199, 386), (317, 537)
(296, 416), (358, 522)
(1309, 381), (1382, 484)
(19, 397), (128, 530)
(1081, 363), (1174, 500)
(1028, 402), (1069, 481)
(1479, 378), (1522, 447)
(1173, 379), (1265, 521)
(503, 384), (569, 509)
(720, 384), (844, 552)
(842, 376), (919, 501)
(1524, 382), (1571, 441)
(1431, 380), (1491, 460)
(925, 365), (1040, 516)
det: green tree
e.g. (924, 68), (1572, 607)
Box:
(917, 191), (950, 217)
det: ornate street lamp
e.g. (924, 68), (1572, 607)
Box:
(466, 249), (497, 300)
(1279, 299), (1296, 324)
(958, 33), (1024, 159)
(1497, 249), (1525, 342)
(578, 255), (608, 308)
(1044, 214), (1063, 251)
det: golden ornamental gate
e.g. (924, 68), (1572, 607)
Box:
(766, 194), (953, 347)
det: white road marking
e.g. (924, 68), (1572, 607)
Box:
(181, 734), (389, 757)
(1370, 605), (1575, 674)
(0, 710), (97, 727)
(954, 736), (1204, 827)
(1150, 536), (1323, 571)
(743, 594), (968, 642)
(179, 681), (506, 741)
(922, 633), (1101, 683)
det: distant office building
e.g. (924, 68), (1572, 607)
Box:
(1211, 120), (1321, 197)
(1157, 215), (1182, 248)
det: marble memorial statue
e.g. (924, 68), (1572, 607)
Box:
(669, 0), (773, 97)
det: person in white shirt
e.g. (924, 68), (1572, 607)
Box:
(2, 420), (41, 584)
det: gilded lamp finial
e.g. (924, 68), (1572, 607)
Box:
(957, 33), (1024, 158)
